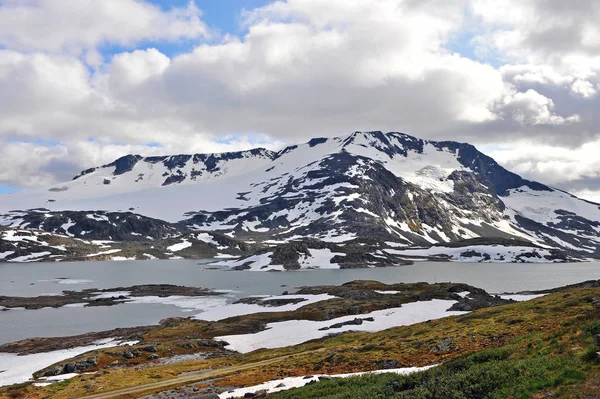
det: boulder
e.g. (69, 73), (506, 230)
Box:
(62, 362), (77, 374)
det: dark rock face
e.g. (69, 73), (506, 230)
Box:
(104, 155), (143, 176)
(10, 210), (179, 241)
(308, 137), (328, 147)
(318, 317), (375, 331)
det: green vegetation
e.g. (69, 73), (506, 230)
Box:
(271, 348), (585, 399)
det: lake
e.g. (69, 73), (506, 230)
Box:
(1, 259), (600, 345)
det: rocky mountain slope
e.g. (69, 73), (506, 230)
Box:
(1, 130), (599, 263)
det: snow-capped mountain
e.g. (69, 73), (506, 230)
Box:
(2, 131), (600, 261)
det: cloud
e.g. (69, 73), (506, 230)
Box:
(0, 0), (598, 199)
(0, 0), (209, 53)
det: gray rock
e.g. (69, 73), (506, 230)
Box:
(63, 362), (76, 373)
(430, 337), (453, 353)
(142, 345), (157, 353)
(44, 368), (61, 377)
(86, 357), (98, 366)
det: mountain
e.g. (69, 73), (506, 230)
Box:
(1, 130), (599, 263)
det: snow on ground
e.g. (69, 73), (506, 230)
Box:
(86, 249), (121, 257)
(298, 248), (345, 269)
(32, 372), (86, 387)
(166, 239), (192, 252)
(214, 253), (282, 271)
(218, 366), (436, 398)
(8, 252), (51, 262)
(88, 291), (131, 300)
(374, 290), (400, 295)
(499, 294), (547, 301)
(385, 245), (558, 263)
(196, 232), (221, 247)
(217, 300), (467, 353)
(503, 186), (600, 226)
(217, 248), (347, 271)
(0, 340), (133, 387)
(194, 294), (335, 321)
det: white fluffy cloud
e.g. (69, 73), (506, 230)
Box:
(0, 0), (209, 53)
(0, 0), (598, 198)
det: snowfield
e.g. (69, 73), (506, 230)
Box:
(385, 245), (561, 263)
(217, 299), (468, 353)
(0, 340), (137, 387)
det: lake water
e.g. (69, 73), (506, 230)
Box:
(1, 259), (600, 345)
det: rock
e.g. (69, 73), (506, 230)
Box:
(318, 317), (375, 331)
(282, 291), (289, 295)
(275, 383), (286, 388)
(430, 337), (453, 353)
(86, 357), (98, 366)
(142, 345), (157, 353)
(44, 368), (61, 377)
(147, 354), (160, 360)
(375, 359), (401, 369)
(190, 395), (219, 399)
(63, 362), (76, 373)
(196, 339), (227, 348)
(243, 393), (257, 398)
(123, 351), (135, 359)
(75, 361), (89, 370)
(594, 334), (600, 347)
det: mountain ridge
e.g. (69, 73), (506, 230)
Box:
(1, 130), (599, 263)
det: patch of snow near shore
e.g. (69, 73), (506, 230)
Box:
(215, 253), (278, 271)
(375, 290), (400, 295)
(299, 249), (344, 269)
(86, 249), (121, 257)
(218, 299), (466, 353)
(0, 340), (129, 387)
(499, 294), (547, 301)
(385, 245), (558, 263)
(33, 372), (83, 386)
(194, 294), (335, 321)
(218, 365), (436, 398)
(8, 252), (51, 262)
(166, 239), (192, 252)
(88, 291), (131, 300)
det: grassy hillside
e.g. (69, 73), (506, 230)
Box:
(2, 282), (600, 399)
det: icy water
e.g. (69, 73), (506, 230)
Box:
(1, 259), (600, 345)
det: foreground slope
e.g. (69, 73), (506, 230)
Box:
(1, 131), (599, 259)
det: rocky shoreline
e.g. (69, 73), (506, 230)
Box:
(0, 284), (223, 310)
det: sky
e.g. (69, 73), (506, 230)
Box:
(0, 0), (598, 199)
